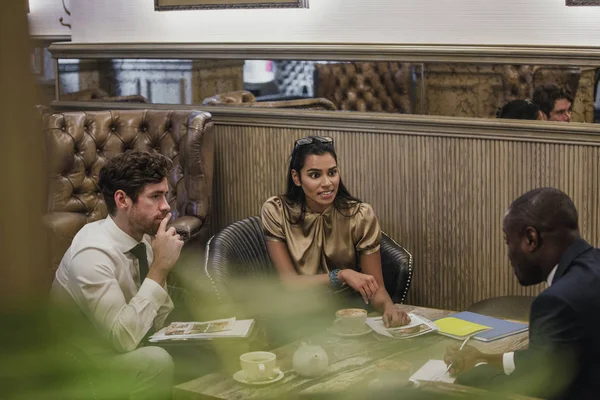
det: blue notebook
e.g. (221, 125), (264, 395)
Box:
(442, 311), (528, 342)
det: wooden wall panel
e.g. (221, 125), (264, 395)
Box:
(211, 125), (600, 311)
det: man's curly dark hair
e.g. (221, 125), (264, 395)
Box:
(98, 150), (172, 215)
(532, 84), (573, 118)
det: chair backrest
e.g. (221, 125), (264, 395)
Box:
(202, 90), (336, 111)
(203, 216), (272, 304)
(204, 216), (414, 305)
(43, 109), (215, 274)
(202, 90), (257, 105)
(61, 88), (149, 103)
(380, 233), (413, 304)
(44, 109), (214, 223)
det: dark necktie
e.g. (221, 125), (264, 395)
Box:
(130, 243), (149, 283)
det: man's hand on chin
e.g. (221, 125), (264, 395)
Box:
(148, 213), (184, 286)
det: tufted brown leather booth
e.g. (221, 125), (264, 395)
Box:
(42, 110), (215, 280)
(314, 62), (414, 113)
(202, 90), (337, 111)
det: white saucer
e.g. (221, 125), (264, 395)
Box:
(328, 322), (373, 337)
(233, 369), (285, 385)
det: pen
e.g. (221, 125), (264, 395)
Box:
(446, 335), (471, 373)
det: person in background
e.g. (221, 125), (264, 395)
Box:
(531, 83), (573, 122)
(51, 150), (183, 400)
(261, 136), (410, 328)
(444, 187), (600, 399)
(496, 99), (541, 120)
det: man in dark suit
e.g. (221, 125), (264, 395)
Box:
(444, 187), (600, 399)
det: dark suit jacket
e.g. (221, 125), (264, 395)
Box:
(457, 239), (600, 399)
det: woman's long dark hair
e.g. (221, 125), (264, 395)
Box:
(496, 99), (539, 120)
(281, 137), (361, 224)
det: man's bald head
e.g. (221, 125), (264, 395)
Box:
(504, 187), (579, 237)
(503, 188), (580, 286)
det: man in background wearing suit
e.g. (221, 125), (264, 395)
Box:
(445, 187), (600, 399)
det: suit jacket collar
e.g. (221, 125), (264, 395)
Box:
(553, 237), (592, 284)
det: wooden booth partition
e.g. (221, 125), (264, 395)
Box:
(50, 102), (600, 311)
(209, 110), (600, 311)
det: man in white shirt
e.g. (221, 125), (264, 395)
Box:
(52, 150), (184, 400)
(444, 187), (600, 399)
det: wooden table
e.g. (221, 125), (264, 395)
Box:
(173, 305), (529, 400)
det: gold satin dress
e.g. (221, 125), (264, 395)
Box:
(261, 196), (381, 275)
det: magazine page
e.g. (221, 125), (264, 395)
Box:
(149, 318), (255, 342)
(163, 317), (236, 336)
(367, 313), (438, 339)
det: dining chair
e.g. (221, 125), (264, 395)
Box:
(466, 295), (535, 322)
(203, 216), (414, 305)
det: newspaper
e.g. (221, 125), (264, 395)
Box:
(366, 313), (438, 339)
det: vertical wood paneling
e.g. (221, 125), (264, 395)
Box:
(212, 124), (600, 310)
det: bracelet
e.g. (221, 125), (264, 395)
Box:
(329, 269), (344, 290)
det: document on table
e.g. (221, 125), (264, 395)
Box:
(366, 313), (438, 339)
(409, 360), (456, 384)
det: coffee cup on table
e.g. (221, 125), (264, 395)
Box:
(335, 308), (367, 332)
(239, 351), (279, 382)
(369, 360), (413, 390)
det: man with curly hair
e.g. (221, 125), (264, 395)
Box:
(532, 83), (573, 122)
(52, 150), (184, 400)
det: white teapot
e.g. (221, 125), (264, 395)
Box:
(292, 342), (329, 378)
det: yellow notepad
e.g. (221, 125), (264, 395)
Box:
(434, 317), (491, 338)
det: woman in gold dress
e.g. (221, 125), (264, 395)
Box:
(261, 136), (410, 328)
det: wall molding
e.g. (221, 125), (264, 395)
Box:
(31, 34), (70, 47)
(50, 100), (600, 145)
(154, 0), (308, 10)
(48, 42), (600, 66)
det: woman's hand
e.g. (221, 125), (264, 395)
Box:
(383, 305), (411, 328)
(337, 269), (379, 304)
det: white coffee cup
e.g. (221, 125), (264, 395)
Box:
(239, 351), (278, 382)
(335, 308), (367, 331)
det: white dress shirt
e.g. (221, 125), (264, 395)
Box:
(52, 216), (174, 353)
(502, 264), (559, 375)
